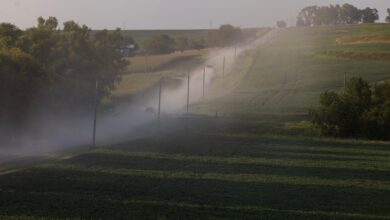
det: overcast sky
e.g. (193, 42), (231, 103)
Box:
(0, 0), (389, 30)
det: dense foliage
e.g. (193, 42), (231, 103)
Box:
(276, 21), (287, 28)
(297, 4), (379, 27)
(208, 24), (243, 47)
(0, 17), (129, 128)
(142, 34), (176, 55)
(310, 78), (390, 140)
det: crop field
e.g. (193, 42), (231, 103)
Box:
(1, 25), (390, 219)
(110, 49), (210, 103)
(0, 130), (389, 219)
(111, 27), (269, 101)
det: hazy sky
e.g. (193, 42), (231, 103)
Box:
(0, 0), (389, 29)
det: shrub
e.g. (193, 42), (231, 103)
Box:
(310, 77), (390, 140)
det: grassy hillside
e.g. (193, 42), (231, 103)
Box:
(194, 24), (390, 119)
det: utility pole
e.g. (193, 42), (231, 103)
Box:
(344, 72), (347, 92)
(203, 67), (206, 98)
(187, 70), (190, 114)
(157, 78), (163, 122)
(92, 79), (99, 148)
(222, 56), (226, 78)
(144, 56), (148, 73)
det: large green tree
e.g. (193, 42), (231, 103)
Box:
(212, 24), (243, 47)
(143, 34), (175, 55)
(360, 7), (379, 23)
(0, 23), (22, 48)
(340, 4), (361, 24)
(0, 17), (129, 128)
(297, 6), (318, 26)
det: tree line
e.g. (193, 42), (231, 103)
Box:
(296, 4), (383, 26)
(142, 24), (245, 55)
(0, 17), (129, 130)
(142, 34), (206, 55)
(310, 78), (390, 141)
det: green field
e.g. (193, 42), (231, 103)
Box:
(194, 24), (390, 120)
(1, 25), (390, 219)
(111, 49), (209, 98)
(1, 131), (389, 219)
(121, 28), (261, 45)
(121, 29), (212, 45)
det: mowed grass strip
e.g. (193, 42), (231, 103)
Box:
(91, 149), (390, 172)
(38, 163), (390, 191)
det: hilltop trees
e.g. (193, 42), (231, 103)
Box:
(297, 6), (318, 26)
(0, 17), (128, 128)
(386, 9), (390, 23)
(361, 8), (379, 23)
(340, 4), (361, 24)
(208, 24), (243, 47)
(143, 34), (175, 55)
(310, 78), (390, 140)
(277, 21), (287, 28)
(0, 23), (22, 47)
(297, 4), (379, 27)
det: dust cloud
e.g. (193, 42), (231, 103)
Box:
(0, 29), (278, 159)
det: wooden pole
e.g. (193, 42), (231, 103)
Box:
(187, 71), (190, 113)
(344, 72), (347, 92)
(222, 56), (226, 78)
(92, 79), (99, 148)
(144, 56), (148, 73)
(203, 67), (206, 98)
(157, 78), (162, 122)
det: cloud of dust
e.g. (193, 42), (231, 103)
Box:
(0, 29), (278, 159)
